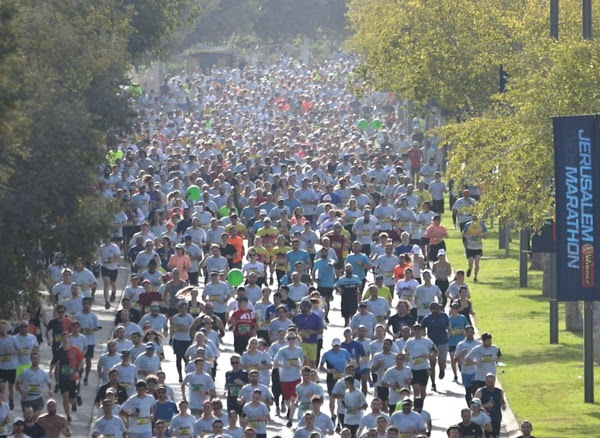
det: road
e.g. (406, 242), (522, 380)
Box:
(9, 261), (519, 437)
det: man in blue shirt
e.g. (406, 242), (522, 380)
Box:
(334, 264), (363, 326)
(286, 239), (312, 275)
(346, 242), (372, 292)
(421, 302), (449, 392)
(312, 248), (336, 323)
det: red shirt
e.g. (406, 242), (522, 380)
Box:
(230, 309), (255, 338)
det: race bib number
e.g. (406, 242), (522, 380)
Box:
(413, 357), (424, 365)
(0, 354), (12, 362)
(61, 366), (74, 376)
(385, 271), (394, 277)
(210, 295), (221, 302)
(131, 301), (139, 308)
(28, 384), (41, 394)
(191, 384), (203, 392)
(83, 328), (94, 335)
(422, 302), (430, 309)
(55, 334), (62, 342)
(249, 421), (260, 428)
(229, 385), (241, 396)
(180, 428), (191, 436)
(300, 401), (310, 410)
(334, 372), (343, 380)
(382, 217), (391, 223)
(362, 230), (370, 236)
(137, 417), (149, 425)
(332, 242), (342, 249)
(288, 358), (299, 366)
(482, 355), (494, 363)
(400, 434), (411, 438)
(20, 347), (29, 355)
(452, 329), (463, 335)
(0, 426), (6, 435)
(120, 382), (131, 390)
(401, 221), (409, 228)
(239, 324), (250, 333)
(176, 325), (187, 332)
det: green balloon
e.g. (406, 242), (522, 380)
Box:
(187, 185), (202, 201)
(358, 119), (369, 130)
(372, 119), (383, 130)
(227, 269), (244, 287)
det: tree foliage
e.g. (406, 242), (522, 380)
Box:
(348, 0), (600, 230)
(0, 0), (192, 316)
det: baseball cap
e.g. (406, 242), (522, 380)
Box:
(471, 398), (482, 407)
(145, 342), (156, 350)
(184, 235), (193, 240)
(463, 189), (470, 195)
(358, 301), (368, 307)
(438, 249), (446, 256)
(13, 417), (24, 425)
(401, 398), (412, 405)
(142, 279), (151, 284)
(332, 338), (341, 346)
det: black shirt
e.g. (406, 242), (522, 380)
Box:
(387, 313), (415, 335)
(24, 422), (47, 438)
(225, 369), (249, 398)
(95, 383), (128, 405)
(220, 243), (238, 268)
(458, 421), (483, 438)
(115, 307), (142, 325)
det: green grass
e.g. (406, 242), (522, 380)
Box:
(442, 221), (600, 436)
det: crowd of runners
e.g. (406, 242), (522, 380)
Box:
(1, 57), (536, 438)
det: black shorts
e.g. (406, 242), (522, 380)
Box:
(101, 267), (118, 282)
(51, 348), (60, 365)
(167, 308), (179, 317)
(449, 345), (457, 352)
(377, 386), (390, 402)
(326, 375), (336, 395)
(466, 249), (483, 259)
(411, 369), (429, 386)
(432, 199), (444, 214)
(341, 296), (358, 318)
(334, 260), (344, 271)
(420, 237), (430, 247)
(318, 287), (334, 299)
(0, 369), (16, 384)
(59, 379), (77, 399)
(86, 345), (95, 359)
(21, 397), (45, 412)
(173, 339), (192, 356)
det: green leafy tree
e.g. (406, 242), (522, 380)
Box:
(348, 0), (600, 230)
(0, 0), (194, 316)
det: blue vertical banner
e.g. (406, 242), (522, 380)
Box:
(553, 115), (600, 300)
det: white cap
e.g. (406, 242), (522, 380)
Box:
(332, 338), (341, 346)
(438, 249), (446, 256)
(412, 245), (421, 255)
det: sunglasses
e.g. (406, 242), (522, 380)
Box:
(231, 361), (240, 364)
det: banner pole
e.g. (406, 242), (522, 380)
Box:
(584, 301), (594, 403)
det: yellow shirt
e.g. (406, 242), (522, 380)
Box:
(363, 286), (392, 302)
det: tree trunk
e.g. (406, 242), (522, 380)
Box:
(593, 302), (600, 364)
(541, 253), (551, 297)
(529, 252), (544, 270)
(301, 34), (310, 66)
(566, 301), (584, 332)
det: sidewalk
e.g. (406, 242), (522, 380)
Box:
(13, 264), (131, 436)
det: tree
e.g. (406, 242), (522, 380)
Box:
(0, 0), (194, 316)
(348, 0), (600, 231)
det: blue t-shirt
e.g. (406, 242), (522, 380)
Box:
(335, 275), (362, 296)
(284, 198), (302, 213)
(154, 400), (178, 423)
(341, 340), (366, 371)
(394, 243), (414, 257)
(346, 253), (371, 280)
(321, 348), (351, 373)
(448, 314), (468, 347)
(296, 312), (323, 344)
(286, 250), (311, 275)
(313, 258), (336, 288)
(421, 312), (449, 345)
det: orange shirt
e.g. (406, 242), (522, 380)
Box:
(168, 254), (192, 281)
(394, 264), (411, 281)
(229, 236), (244, 264)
